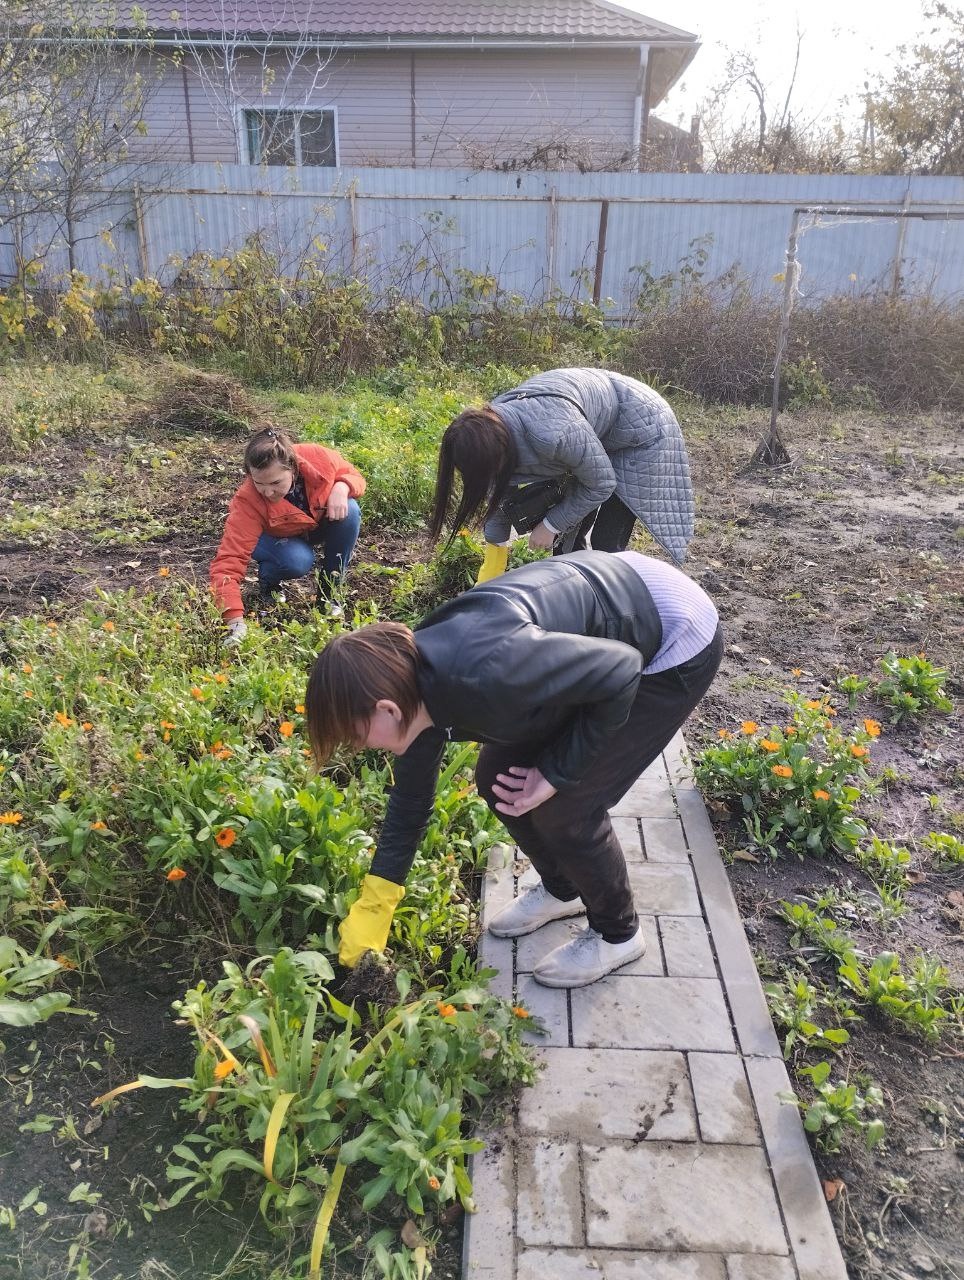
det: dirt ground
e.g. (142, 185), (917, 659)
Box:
(1, 395), (962, 1279)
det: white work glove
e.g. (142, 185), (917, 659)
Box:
(223, 618), (247, 648)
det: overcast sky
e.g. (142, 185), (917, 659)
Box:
(621, 0), (937, 127)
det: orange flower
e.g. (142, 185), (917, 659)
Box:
(53, 711), (74, 728)
(771, 765), (793, 778)
(160, 720), (176, 730)
(295, 704), (305, 714)
(55, 954), (77, 970)
(717, 728), (733, 739)
(278, 721), (294, 738)
(863, 719), (881, 738)
(23, 690), (33, 699)
(215, 828), (237, 848)
(213, 1056), (238, 1080)
(162, 730), (171, 742)
(805, 700), (822, 710)
(102, 621), (115, 633)
(158, 567), (170, 578)
(81, 722), (93, 731)
(791, 668), (803, 677)
(511, 1006), (531, 1019)
(134, 750), (146, 762)
(740, 721), (758, 735)
(759, 739), (780, 752)
(190, 686), (205, 700)
(436, 1002), (456, 1018)
(213, 746), (232, 760)
(428, 1176), (441, 1190)
(166, 867), (187, 881)
(850, 744), (868, 758)
(213, 673), (227, 685)
(21, 662), (32, 675)
(46, 621), (57, 630)
(89, 820), (107, 831)
(0, 812), (23, 825)
(812, 789), (830, 801)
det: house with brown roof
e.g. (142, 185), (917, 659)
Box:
(127, 1), (699, 171)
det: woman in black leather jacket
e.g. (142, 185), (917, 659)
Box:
(306, 550), (721, 989)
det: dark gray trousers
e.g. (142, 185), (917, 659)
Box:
(475, 627), (723, 942)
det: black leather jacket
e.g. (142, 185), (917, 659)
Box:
(370, 552), (662, 884)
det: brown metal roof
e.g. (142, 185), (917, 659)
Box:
(127, 1), (696, 43)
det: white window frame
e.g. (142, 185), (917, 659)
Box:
(238, 104), (339, 168)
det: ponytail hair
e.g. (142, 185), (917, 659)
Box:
(244, 426), (300, 477)
(427, 406), (516, 542)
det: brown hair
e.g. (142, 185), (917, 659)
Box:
(427, 406), (516, 542)
(305, 622), (422, 764)
(243, 427), (300, 477)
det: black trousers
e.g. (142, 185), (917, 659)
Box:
(475, 626), (723, 943)
(555, 493), (637, 555)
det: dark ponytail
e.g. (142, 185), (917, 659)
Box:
(427, 406), (516, 542)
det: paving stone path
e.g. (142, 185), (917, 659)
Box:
(463, 733), (849, 1280)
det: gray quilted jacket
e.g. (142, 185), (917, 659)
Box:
(483, 368), (694, 563)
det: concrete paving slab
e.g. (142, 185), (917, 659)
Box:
(660, 916), (716, 977)
(612, 776), (678, 818)
(610, 813), (645, 860)
(516, 1138), (583, 1246)
(584, 1143), (789, 1254)
(516, 971), (568, 1046)
(688, 1052), (759, 1145)
(461, 1131), (515, 1278)
(571, 976), (735, 1052)
(628, 862), (702, 914)
(518, 1251), (727, 1280)
(518, 1047), (697, 1142)
(642, 815), (691, 862)
(726, 1257), (797, 1280)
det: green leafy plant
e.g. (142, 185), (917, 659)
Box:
(0, 934), (72, 1029)
(99, 951), (537, 1275)
(764, 971), (854, 1059)
(695, 694), (874, 857)
(783, 1060), (886, 1152)
(835, 672), (871, 709)
(922, 830), (964, 867)
(837, 951), (955, 1040)
(875, 652), (953, 723)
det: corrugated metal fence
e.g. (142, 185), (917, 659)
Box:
(3, 164), (964, 312)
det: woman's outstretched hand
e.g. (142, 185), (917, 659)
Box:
(528, 521), (556, 551)
(491, 765), (558, 817)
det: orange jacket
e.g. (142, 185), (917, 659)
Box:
(210, 442), (365, 619)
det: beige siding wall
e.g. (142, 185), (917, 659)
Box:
(135, 46), (640, 169)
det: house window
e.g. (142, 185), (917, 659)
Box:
(244, 109), (337, 167)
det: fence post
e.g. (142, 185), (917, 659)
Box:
(592, 199), (609, 305)
(349, 185), (358, 275)
(546, 186), (558, 302)
(890, 188), (912, 298)
(132, 184), (150, 278)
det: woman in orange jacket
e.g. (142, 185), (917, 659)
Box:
(210, 427), (365, 644)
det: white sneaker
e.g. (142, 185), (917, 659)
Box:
(487, 882), (584, 938)
(533, 924), (646, 988)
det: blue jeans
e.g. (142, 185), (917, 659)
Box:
(253, 500), (361, 594)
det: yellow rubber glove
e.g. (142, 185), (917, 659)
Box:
(476, 542), (509, 584)
(338, 874), (406, 968)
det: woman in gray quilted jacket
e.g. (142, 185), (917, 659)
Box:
(428, 368), (694, 581)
